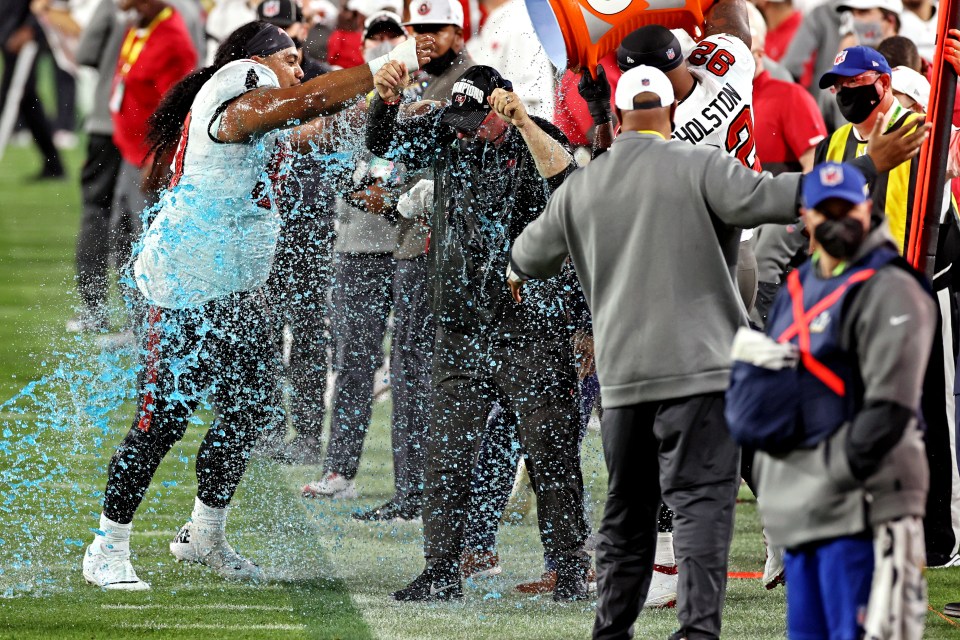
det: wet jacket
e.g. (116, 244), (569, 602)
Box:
(365, 96), (575, 335)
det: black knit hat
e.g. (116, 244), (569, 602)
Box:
(617, 25), (684, 73)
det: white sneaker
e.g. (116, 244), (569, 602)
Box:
(763, 544), (786, 589)
(643, 565), (678, 609)
(82, 542), (150, 591)
(169, 522), (263, 581)
(302, 472), (358, 499)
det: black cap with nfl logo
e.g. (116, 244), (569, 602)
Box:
(440, 66), (513, 132)
(617, 25), (684, 73)
(257, 0), (304, 27)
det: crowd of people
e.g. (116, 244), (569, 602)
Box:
(4, 0), (960, 635)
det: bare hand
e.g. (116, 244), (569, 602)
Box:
(573, 330), (596, 380)
(414, 34), (436, 68)
(866, 112), (931, 173)
(374, 60), (407, 102)
(489, 88), (530, 128)
(508, 279), (524, 303)
(5, 25), (35, 54)
(945, 29), (960, 76)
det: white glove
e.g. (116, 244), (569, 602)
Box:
(396, 179), (434, 219)
(730, 327), (799, 370)
(367, 37), (420, 76)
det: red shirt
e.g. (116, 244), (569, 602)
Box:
(111, 9), (197, 167)
(327, 30), (364, 69)
(764, 11), (802, 62)
(753, 70), (826, 173)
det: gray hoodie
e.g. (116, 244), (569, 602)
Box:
(510, 132), (801, 408)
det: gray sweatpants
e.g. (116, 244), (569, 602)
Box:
(323, 252), (395, 479)
(593, 393), (740, 640)
(389, 255), (434, 505)
(110, 159), (149, 275)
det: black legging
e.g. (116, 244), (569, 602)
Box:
(103, 292), (282, 523)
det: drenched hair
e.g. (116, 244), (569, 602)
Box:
(146, 21), (272, 157)
(877, 35), (921, 71)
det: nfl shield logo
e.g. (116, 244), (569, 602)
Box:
(263, 0), (280, 17)
(642, 78), (650, 86)
(666, 48), (676, 60)
(834, 50), (847, 65)
(820, 165), (843, 186)
(418, 1), (431, 15)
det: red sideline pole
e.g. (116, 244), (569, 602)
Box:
(905, 0), (960, 276)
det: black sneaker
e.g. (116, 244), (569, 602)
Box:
(353, 499), (421, 522)
(391, 565), (462, 602)
(554, 555), (590, 602)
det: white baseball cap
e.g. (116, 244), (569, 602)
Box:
(615, 65), (675, 111)
(892, 65), (931, 110)
(403, 0), (464, 28)
(836, 0), (903, 14)
(347, 0), (403, 17)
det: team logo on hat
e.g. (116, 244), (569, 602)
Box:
(263, 0), (281, 17)
(455, 94), (466, 105)
(666, 48), (676, 60)
(835, 50), (847, 65)
(820, 165), (843, 186)
(642, 78), (650, 86)
(418, 1), (431, 15)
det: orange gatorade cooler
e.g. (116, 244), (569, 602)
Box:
(526, 0), (714, 73)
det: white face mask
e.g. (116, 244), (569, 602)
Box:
(853, 19), (886, 47)
(362, 36), (406, 63)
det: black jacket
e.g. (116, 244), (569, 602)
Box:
(365, 95), (581, 335)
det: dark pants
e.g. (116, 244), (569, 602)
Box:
(102, 292), (282, 523)
(75, 133), (122, 318)
(267, 217), (335, 440)
(593, 394), (739, 640)
(424, 326), (587, 567)
(389, 255), (434, 504)
(464, 373), (600, 565)
(323, 252), (395, 479)
(1, 49), (62, 173)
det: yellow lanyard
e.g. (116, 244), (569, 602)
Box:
(118, 7), (173, 76)
(634, 130), (666, 140)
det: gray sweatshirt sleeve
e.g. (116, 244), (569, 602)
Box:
(845, 268), (937, 408)
(781, 10), (823, 80)
(77, 0), (115, 68)
(701, 149), (802, 228)
(509, 180), (572, 279)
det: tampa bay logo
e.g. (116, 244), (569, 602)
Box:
(418, 1), (431, 15)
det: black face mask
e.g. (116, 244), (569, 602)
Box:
(814, 217), (865, 260)
(423, 48), (459, 76)
(836, 83), (881, 124)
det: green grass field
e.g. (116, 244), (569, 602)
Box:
(0, 142), (958, 639)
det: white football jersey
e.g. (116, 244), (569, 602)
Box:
(671, 33), (759, 171)
(135, 59), (291, 309)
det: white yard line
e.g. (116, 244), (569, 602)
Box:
(118, 622), (305, 631)
(102, 603), (293, 611)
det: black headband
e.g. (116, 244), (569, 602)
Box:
(246, 23), (296, 58)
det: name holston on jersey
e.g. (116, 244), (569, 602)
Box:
(672, 83), (744, 145)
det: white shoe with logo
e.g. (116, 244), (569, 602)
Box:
(302, 472), (358, 499)
(643, 564), (678, 609)
(82, 542), (150, 591)
(169, 522), (263, 581)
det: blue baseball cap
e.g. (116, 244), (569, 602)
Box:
(803, 162), (869, 210)
(818, 46), (892, 89)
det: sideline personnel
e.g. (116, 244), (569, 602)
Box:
(511, 65), (808, 640)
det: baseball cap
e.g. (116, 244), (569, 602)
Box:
(818, 46), (892, 89)
(364, 11), (405, 39)
(404, 0), (464, 28)
(802, 162), (869, 210)
(347, 0), (403, 17)
(614, 65), (675, 111)
(257, 0), (303, 27)
(617, 25), (684, 73)
(836, 0), (903, 13)
(440, 66), (513, 132)
(891, 65), (930, 109)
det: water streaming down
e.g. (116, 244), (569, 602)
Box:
(0, 69), (595, 599)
